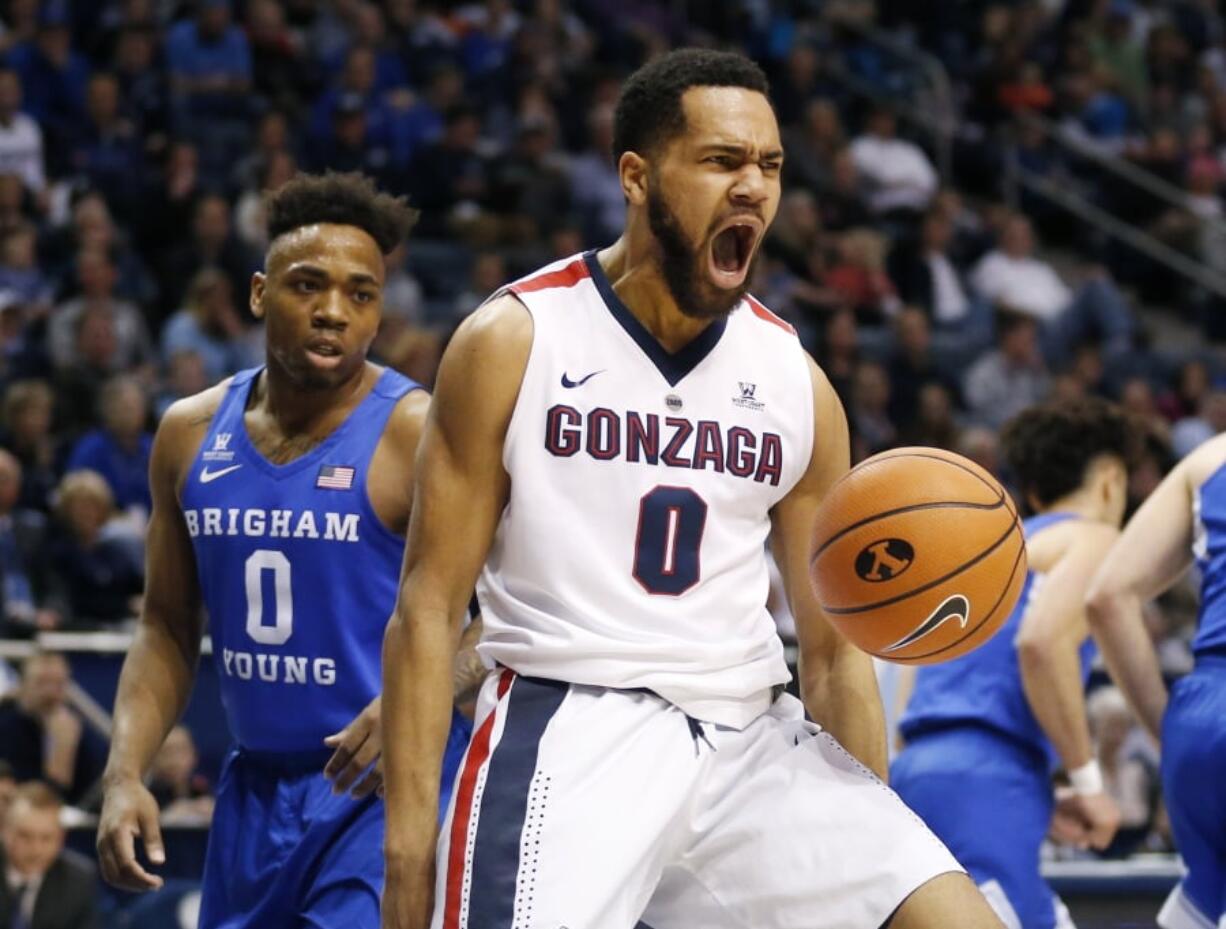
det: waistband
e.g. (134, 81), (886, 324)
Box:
(232, 746), (335, 775)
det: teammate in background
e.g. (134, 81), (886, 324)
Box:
(1087, 433), (1226, 929)
(96, 173), (477, 928)
(382, 49), (1001, 929)
(892, 398), (1139, 929)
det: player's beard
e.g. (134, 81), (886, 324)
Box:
(647, 184), (753, 321)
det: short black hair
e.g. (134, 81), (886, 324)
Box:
(1001, 397), (1141, 511)
(613, 48), (771, 161)
(265, 171), (417, 256)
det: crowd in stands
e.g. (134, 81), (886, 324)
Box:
(0, 1), (1221, 906)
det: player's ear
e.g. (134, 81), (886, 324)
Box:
(619, 151), (649, 206)
(250, 272), (266, 320)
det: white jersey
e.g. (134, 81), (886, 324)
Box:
(476, 251), (815, 728)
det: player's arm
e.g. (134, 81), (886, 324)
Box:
(1015, 521), (1121, 848)
(97, 395), (211, 891)
(773, 357), (888, 780)
(1086, 446), (1207, 739)
(382, 294), (530, 929)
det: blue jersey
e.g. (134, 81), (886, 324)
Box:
(899, 512), (1096, 768)
(180, 366), (420, 753)
(1192, 462), (1226, 658)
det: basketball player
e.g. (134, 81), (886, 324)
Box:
(95, 173), (476, 927)
(381, 49), (1001, 929)
(892, 398), (1138, 929)
(1086, 433), (1226, 929)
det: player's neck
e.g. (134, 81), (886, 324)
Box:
(1043, 488), (1109, 524)
(597, 239), (719, 354)
(258, 362), (372, 434)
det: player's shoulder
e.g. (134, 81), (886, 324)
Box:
(1183, 433), (1226, 490)
(378, 375), (431, 457)
(738, 293), (799, 341)
(449, 291), (533, 361)
(157, 378), (233, 444)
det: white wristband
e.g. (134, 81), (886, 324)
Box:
(1068, 760), (1104, 796)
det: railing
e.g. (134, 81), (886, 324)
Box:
(819, 15), (1226, 301)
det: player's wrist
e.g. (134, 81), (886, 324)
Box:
(1067, 759), (1105, 796)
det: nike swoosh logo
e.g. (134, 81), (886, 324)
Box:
(880, 594), (970, 655)
(561, 370), (604, 388)
(200, 464), (243, 484)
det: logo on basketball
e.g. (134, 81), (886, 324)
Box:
(854, 538), (915, 582)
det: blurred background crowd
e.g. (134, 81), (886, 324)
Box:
(0, 0), (1224, 923)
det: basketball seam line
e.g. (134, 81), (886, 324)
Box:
(811, 498), (1006, 563)
(829, 450), (1003, 498)
(818, 510), (1021, 615)
(886, 530), (1027, 662)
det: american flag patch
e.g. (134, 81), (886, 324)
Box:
(316, 465), (356, 490)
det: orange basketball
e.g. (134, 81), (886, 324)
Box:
(809, 447), (1027, 665)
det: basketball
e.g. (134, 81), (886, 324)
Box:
(810, 447), (1027, 665)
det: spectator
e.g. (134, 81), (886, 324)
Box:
(569, 102), (624, 246)
(161, 268), (259, 383)
(46, 247), (153, 376)
(7, 4), (90, 155)
(454, 251), (507, 319)
(234, 149), (298, 253)
(307, 92), (394, 184)
(0, 760), (14, 821)
(1171, 386), (1226, 457)
(0, 381), (56, 514)
(0, 69), (44, 196)
(46, 469), (143, 626)
(817, 148), (873, 233)
(408, 103), (490, 239)
(964, 312), (1052, 428)
(245, 1), (312, 118)
(783, 98), (846, 194)
(154, 349), (209, 420)
(231, 108), (293, 197)
(816, 308), (860, 408)
(0, 448), (56, 637)
(822, 228), (901, 323)
(111, 23), (167, 141)
(64, 376), (152, 519)
(0, 780), (100, 929)
(148, 725), (213, 823)
(1088, 685), (1160, 859)
(848, 105), (939, 219)
(0, 652), (104, 803)
(0, 226), (47, 310)
(887, 308), (961, 426)
(165, 0), (252, 127)
(888, 208), (990, 347)
(969, 214), (1134, 361)
(487, 118), (572, 243)
(849, 361), (896, 460)
(900, 381), (961, 449)
(63, 73), (144, 219)
(159, 193), (258, 322)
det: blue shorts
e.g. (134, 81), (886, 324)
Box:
(892, 726), (1056, 929)
(1158, 658), (1226, 929)
(199, 709), (472, 929)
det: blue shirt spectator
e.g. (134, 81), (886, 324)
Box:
(161, 268), (260, 383)
(63, 376), (152, 517)
(7, 9), (90, 141)
(165, 0), (251, 120)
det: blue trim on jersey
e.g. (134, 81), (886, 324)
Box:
(583, 250), (727, 387)
(1192, 461), (1226, 658)
(467, 676), (568, 928)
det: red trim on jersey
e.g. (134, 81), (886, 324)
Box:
(745, 295), (796, 335)
(442, 668), (514, 929)
(510, 257), (590, 294)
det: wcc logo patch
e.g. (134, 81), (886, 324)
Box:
(732, 381), (765, 412)
(854, 538), (915, 582)
(203, 432), (235, 463)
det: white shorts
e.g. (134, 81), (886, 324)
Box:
(434, 670), (962, 929)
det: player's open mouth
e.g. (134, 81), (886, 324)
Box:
(708, 222), (758, 289)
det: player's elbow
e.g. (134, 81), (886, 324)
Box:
(1085, 575), (1129, 632)
(1015, 626), (1058, 669)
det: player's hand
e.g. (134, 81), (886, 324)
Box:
(96, 777), (166, 892)
(381, 861), (434, 929)
(1051, 788), (1121, 850)
(324, 696), (384, 799)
